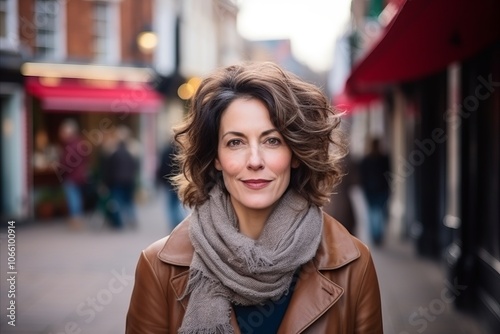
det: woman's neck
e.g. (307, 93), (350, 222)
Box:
(238, 214), (267, 239)
(231, 202), (274, 240)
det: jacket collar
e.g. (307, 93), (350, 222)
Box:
(157, 218), (193, 266)
(157, 213), (360, 270)
(158, 213), (360, 334)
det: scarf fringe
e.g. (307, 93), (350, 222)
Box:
(179, 269), (226, 301)
(238, 246), (273, 274)
(178, 323), (234, 334)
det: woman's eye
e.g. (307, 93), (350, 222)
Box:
(266, 137), (281, 146)
(227, 139), (242, 147)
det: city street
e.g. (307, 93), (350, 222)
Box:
(2, 1), (499, 333)
(0, 189), (490, 334)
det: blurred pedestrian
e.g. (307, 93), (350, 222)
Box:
(323, 153), (358, 235)
(359, 137), (391, 246)
(33, 129), (59, 171)
(126, 62), (382, 333)
(58, 119), (89, 230)
(101, 125), (140, 229)
(156, 140), (186, 231)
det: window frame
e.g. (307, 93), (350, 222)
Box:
(33, 0), (66, 60)
(92, 0), (120, 64)
(0, 0), (19, 51)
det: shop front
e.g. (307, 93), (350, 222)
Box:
(22, 63), (163, 221)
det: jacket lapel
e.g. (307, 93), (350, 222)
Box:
(278, 214), (361, 333)
(170, 271), (190, 309)
(159, 222), (193, 309)
(277, 261), (344, 334)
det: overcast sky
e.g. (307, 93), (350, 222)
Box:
(237, 0), (351, 72)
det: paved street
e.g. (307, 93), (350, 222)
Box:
(0, 189), (491, 334)
(371, 236), (488, 334)
(351, 187), (489, 334)
(0, 191), (171, 334)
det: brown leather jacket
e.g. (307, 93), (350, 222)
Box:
(126, 213), (383, 333)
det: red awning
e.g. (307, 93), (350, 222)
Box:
(347, 0), (500, 94)
(332, 90), (381, 113)
(26, 76), (162, 113)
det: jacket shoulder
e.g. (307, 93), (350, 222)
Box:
(142, 235), (170, 262)
(154, 219), (194, 266)
(316, 213), (370, 270)
(324, 213), (371, 252)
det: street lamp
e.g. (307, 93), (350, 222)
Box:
(137, 31), (158, 55)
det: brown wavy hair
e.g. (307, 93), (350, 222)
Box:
(172, 61), (347, 208)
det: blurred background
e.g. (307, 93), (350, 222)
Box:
(0, 0), (499, 333)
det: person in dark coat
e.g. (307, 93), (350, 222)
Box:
(359, 138), (391, 245)
(102, 126), (140, 229)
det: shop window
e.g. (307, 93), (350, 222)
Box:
(34, 0), (65, 60)
(93, 1), (119, 64)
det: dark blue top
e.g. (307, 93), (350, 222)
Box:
(233, 272), (299, 334)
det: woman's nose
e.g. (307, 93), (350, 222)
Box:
(247, 146), (264, 170)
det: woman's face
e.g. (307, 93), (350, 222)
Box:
(215, 98), (298, 218)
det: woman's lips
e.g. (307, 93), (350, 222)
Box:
(242, 179), (270, 190)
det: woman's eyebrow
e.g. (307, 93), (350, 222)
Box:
(261, 129), (279, 137)
(221, 128), (279, 140)
(221, 131), (245, 139)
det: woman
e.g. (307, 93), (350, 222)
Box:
(126, 62), (383, 333)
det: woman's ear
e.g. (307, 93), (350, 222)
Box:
(215, 158), (222, 171)
(291, 157), (300, 169)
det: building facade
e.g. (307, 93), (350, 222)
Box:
(342, 0), (500, 331)
(1, 0), (243, 223)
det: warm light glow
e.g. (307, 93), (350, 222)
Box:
(82, 79), (117, 88)
(178, 83), (195, 100)
(137, 31), (158, 54)
(2, 118), (13, 138)
(20, 62), (153, 82)
(39, 76), (61, 87)
(187, 77), (202, 93)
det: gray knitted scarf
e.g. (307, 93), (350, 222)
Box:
(178, 185), (323, 334)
